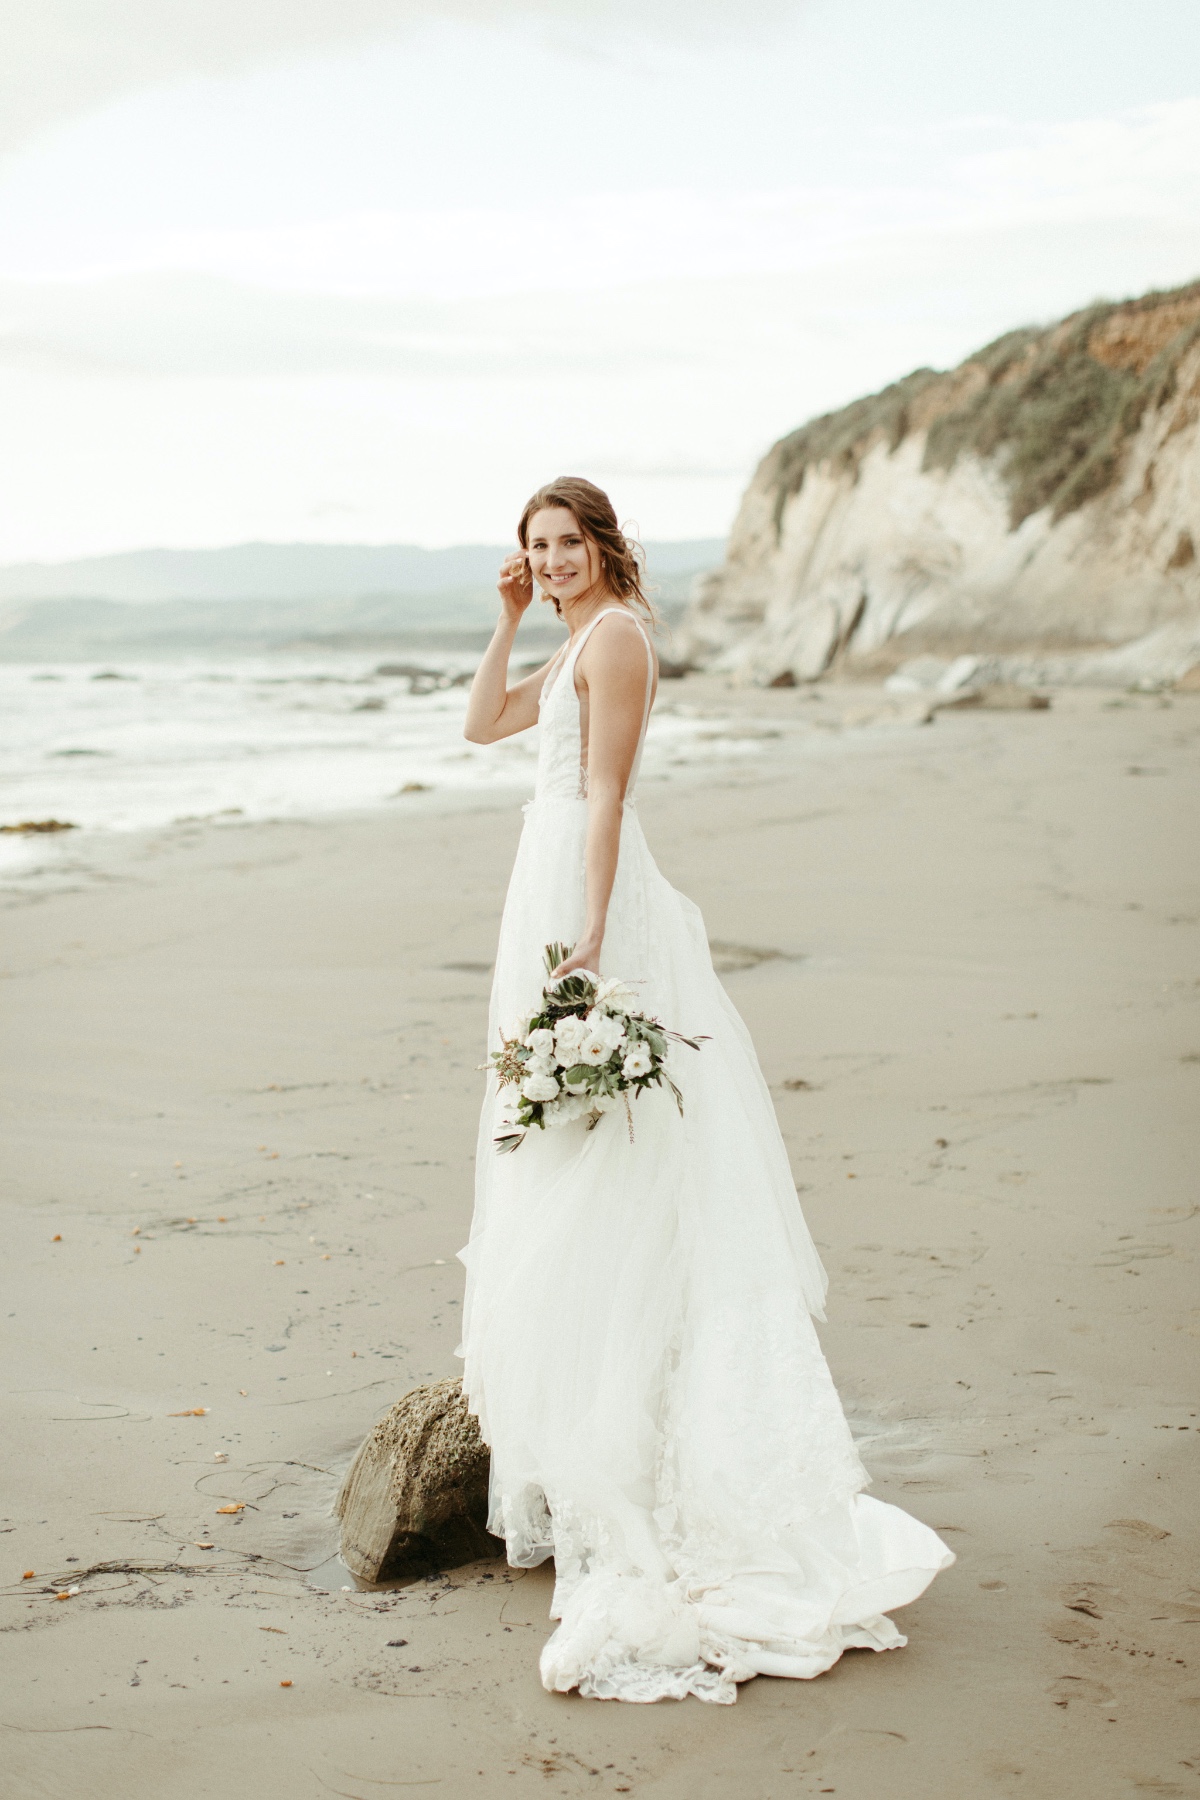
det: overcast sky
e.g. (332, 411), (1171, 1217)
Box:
(2, 0), (1199, 559)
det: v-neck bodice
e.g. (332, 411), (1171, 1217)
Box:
(535, 607), (655, 801)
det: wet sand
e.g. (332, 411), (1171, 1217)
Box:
(2, 680), (1198, 1800)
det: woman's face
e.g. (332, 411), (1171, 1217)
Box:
(526, 507), (601, 607)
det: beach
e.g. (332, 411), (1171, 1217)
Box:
(3, 677), (1198, 1800)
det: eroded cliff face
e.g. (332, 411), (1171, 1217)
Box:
(684, 284), (1200, 686)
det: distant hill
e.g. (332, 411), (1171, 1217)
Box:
(0, 538), (725, 661)
(0, 539), (725, 603)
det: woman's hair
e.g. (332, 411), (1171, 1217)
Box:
(517, 476), (658, 627)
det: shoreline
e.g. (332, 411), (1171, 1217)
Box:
(2, 681), (1197, 1797)
(0, 670), (1064, 885)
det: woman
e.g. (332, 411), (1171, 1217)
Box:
(458, 477), (952, 1704)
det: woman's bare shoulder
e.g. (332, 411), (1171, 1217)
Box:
(580, 609), (656, 676)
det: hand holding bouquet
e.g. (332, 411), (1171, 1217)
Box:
(490, 943), (706, 1153)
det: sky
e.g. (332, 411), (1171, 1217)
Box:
(1, 0), (1199, 560)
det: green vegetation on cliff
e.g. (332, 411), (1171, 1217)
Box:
(766, 367), (944, 536)
(767, 279), (1200, 536)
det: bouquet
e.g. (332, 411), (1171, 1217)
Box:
(489, 943), (706, 1153)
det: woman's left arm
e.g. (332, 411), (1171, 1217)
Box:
(551, 617), (653, 980)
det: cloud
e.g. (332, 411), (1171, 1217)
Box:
(0, 272), (705, 379)
(3, 207), (1199, 560)
(3, 213), (1198, 430)
(8, 99), (1196, 300)
(1, 0), (802, 155)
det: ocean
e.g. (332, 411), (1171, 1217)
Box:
(0, 648), (770, 884)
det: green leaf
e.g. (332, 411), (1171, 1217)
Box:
(549, 972), (595, 1007)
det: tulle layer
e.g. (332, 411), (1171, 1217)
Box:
(459, 796), (953, 1702)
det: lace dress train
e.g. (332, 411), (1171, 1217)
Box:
(458, 609), (952, 1703)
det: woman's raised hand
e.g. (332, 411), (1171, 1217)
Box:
(497, 550), (534, 623)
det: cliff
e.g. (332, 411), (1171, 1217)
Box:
(684, 281), (1200, 688)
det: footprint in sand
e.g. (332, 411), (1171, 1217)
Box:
(1048, 1673), (1115, 1708)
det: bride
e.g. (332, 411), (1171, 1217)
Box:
(458, 476), (952, 1704)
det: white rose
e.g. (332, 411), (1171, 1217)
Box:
(580, 1035), (614, 1066)
(521, 1071), (560, 1103)
(584, 1008), (626, 1051)
(622, 1046), (653, 1079)
(592, 1091), (619, 1112)
(554, 1016), (588, 1062)
(525, 1027), (556, 1058)
(526, 1055), (555, 1079)
(545, 1094), (590, 1127)
(595, 978), (641, 1014)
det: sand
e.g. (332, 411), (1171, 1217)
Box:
(2, 679), (1198, 1800)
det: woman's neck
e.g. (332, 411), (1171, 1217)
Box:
(561, 588), (621, 636)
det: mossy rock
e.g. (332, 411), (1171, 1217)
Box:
(764, 279), (1200, 535)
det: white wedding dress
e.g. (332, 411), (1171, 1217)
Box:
(458, 607), (952, 1703)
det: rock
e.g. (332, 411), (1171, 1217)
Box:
(335, 1376), (503, 1582)
(886, 654), (982, 698)
(938, 685), (1051, 711)
(374, 661), (473, 693)
(841, 697), (935, 728)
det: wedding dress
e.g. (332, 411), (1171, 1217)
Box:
(458, 606), (952, 1703)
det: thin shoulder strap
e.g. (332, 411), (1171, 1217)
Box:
(628, 615), (655, 778)
(626, 614), (655, 744)
(570, 607), (656, 784)
(572, 606), (653, 709)
(566, 605), (628, 665)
